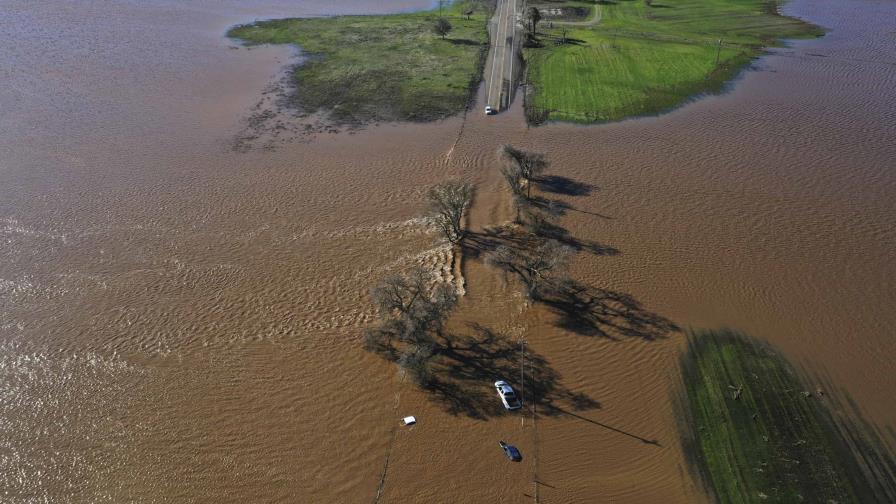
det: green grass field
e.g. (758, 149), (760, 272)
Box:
(227, 1), (491, 123)
(524, 0), (823, 123)
(681, 330), (873, 503)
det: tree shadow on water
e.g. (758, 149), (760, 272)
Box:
(524, 206), (620, 256)
(528, 182), (613, 220)
(463, 220), (619, 261)
(425, 323), (601, 419)
(460, 226), (533, 262)
(535, 175), (596, 197)
(536, 279), (679, 341)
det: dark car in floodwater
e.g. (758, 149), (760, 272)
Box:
(498, 441), (522, 461)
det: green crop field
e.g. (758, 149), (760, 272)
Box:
(524, 0), (823, 123)
(680, 330), (886, 503)
(228, 1), (491, 123)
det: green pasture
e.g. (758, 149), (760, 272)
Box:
(524, 0), (823, 123)
(681, 330), (874, 503)
(228, 1), (491, 123)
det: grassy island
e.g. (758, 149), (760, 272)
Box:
(680, 330), (895, 503)
(523, 0), (823, 123)
(227, 1), (491, 123)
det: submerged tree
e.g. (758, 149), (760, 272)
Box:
(371, 267), (430, 320)
(365, 266), (458, 386)
(503, 144), (548, 199)
(487, 239), (573, 298)
(371, 267), (456, 342)
(433, 17), (453, 39)
(501, 163), (526, 222)
(426, 180), (473, 244)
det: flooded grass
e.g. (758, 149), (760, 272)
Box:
(227, 1), (491, 124)
(524, 0), (823, 123)
(680, 329), (894, 503)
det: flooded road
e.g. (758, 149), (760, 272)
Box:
(1, 0), (894, 502)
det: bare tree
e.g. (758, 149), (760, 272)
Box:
(371, 267), (429, 319)
(503, 145), (548, 199)
(500, 164), (526, 222)
(488, 239), (573, 297)
(365, 266), (459, 388)
(426, 181), (473, 244)
(404, 282), (457, 342)
(525, 6), (542, 35)
(433, 17), (453, 39)
(370, 266), (457, 345)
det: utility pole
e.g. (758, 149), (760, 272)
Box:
(715, 39), (722, 67)
(519, 337), (526, 428)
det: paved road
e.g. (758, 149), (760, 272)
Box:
(484, 0), (520, 113)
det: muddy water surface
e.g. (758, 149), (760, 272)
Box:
(1, 0), (894, 502)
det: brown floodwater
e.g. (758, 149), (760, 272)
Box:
(1, 0), (894, 502)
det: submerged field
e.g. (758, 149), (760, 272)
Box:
(227, 1), (491, 123)
(681, 330), (895, 503)
(524, 0), (823, 123)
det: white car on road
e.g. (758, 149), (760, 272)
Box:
(494, 380), (522, 410)
(484, 105), (495, 115)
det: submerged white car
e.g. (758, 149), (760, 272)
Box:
(484, 105), (495, 115)
(494, 380), (522, 410)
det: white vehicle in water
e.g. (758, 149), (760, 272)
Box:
(494, 380), (522, 410)
(484, 105), (495, 115)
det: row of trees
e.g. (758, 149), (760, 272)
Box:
(364, 146), (575, 386)
(494, 145), (574, 298)
(435, 2), (534, 40)
(501, 143), (565, 234)
(363, 180), (473, 385)
(361, 146), (679, 402)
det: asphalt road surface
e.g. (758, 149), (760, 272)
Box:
(484, 0), (520, 113)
